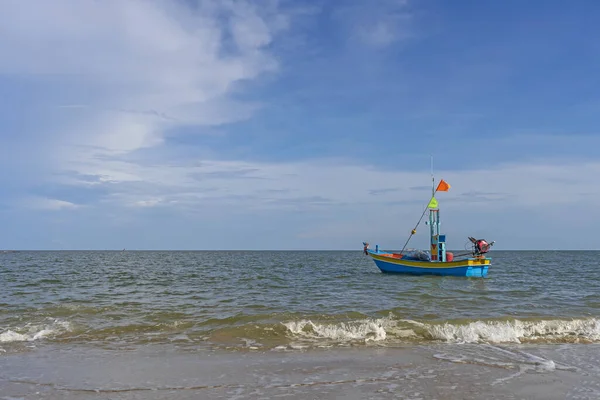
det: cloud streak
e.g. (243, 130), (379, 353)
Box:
(46, 155), (600, 214)
(24, 198), (81, 211)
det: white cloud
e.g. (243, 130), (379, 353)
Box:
(333, 0), (412, 48)
(24, 198), (81, 211)
(0, 0), (286, 169)
(30, 154), (599, 249)
(358, 21), (402, 47)
(133, 198), (164, 208)
(56, 154), (600, 214)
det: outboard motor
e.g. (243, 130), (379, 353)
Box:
(468, 237), (495, 256)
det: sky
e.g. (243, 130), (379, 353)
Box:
(1, 0), (599, 250)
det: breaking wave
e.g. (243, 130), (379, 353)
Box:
(419, 318), (600, 344)
(283, 318), (390, 343)
(280, 316), (600, 346)
(2, 314), (600, 349)
(0, 319), (72, 343)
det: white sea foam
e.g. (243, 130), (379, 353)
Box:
(283, 317), (600, 346)
(241, 338), (262, 349)
(283, 317), (393, 343)
(432, 343), (570, 386)
(0, 319), (72, 343)
(417, 318), (600, 344)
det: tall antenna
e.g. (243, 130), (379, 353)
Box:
(430, 154), (434, 197)
(399, 155), (436, 255)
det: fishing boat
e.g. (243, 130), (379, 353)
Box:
(362, 176), (495, 277)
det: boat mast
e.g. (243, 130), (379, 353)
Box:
(428, 155), (446, 262)
(429, 155), (438, 260)
(399, 155), (446, 260)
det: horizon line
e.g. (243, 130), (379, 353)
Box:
(1, 249), (598, 252)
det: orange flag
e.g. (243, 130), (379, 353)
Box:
(436, 179), (450, 192)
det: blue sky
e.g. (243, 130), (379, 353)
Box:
(1, 0), (599, 250)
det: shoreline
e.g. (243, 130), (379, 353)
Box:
(1, 343), (595, 399)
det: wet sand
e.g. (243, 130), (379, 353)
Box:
(2, 343), (598, 399)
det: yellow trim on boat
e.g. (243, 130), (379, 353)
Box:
(370, 253), (490, 268)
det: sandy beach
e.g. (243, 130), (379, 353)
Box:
(2, 343), (597, 399)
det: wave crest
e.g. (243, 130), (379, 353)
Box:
(283, 317), (392, 343)
(0, 319), (72, 343)
(282, 316), (600, 345)
(420, 318), (600, 344)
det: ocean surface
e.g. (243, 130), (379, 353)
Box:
(1, 250), (600, 399)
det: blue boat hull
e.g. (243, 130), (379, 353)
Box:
(373, 258), (489, 277)
(367, 249), (491, 277)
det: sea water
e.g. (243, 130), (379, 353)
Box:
(1, 250), (599, 399)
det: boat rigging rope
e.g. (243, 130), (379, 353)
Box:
(399, 204), (430, 255)
(399, 168), (445, 256)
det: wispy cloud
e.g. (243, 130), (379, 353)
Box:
(333, 0), (412, 48)
(24, 198), (81, 211)
(409, 186), (432, 192)
(0, 0), (288, 181)
(43, 156), (600, 218)
(369, 187), (403, 196)
(453, 191), (514, 204)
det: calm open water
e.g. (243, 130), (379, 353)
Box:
(1, 250), (600, 399)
